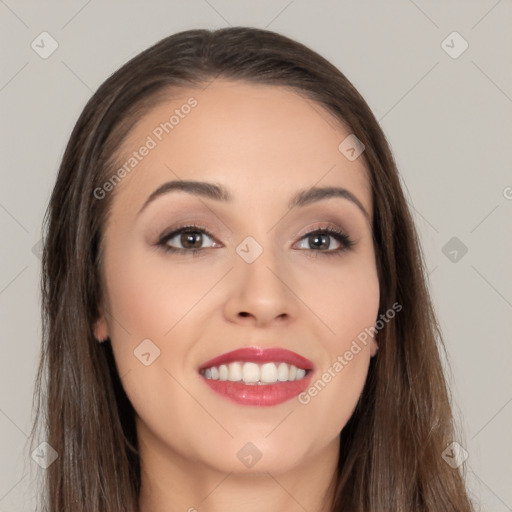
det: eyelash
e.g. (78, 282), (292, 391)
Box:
(156, 223), (355, 258)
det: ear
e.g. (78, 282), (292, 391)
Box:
(93, 308), (109, 342)
(370, 336), (379, 357)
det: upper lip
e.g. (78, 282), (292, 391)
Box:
(198, 347), (315, 371)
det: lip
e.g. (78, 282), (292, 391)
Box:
(201, 377), (313, 406)
(198, 347), (315, 371)
(198, 347), (315, 407)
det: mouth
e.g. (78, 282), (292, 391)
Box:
(198, 347), (315, 406)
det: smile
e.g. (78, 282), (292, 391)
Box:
(198, 347), (315, 406)
(199, 361), (308, 384)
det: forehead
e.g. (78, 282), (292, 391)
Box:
(109, 80), (372, 217)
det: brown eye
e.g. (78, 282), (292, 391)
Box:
(157, 224), (218, 255)
(294, 227), (355, 256)
(305, 232), (335, 251)
(177, 231), (204, 249)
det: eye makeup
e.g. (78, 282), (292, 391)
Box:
(154, 221), (356, 258)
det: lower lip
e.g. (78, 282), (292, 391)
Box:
(200, 373), (313, 406)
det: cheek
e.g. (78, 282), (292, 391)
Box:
(104, 247), (219, 338)
(296, 253), (380, 345)
(101, 244), (217, 391)
(292, 254), (379, 431)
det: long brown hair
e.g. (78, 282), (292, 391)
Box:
(30, 27), (475, 511)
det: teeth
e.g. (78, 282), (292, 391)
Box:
(296, 368), (306, 380)
(277, 362), (288, 381)
(219, 364), (228, 381)
(201, 361), (308, 384)
(228, 362), (242, 382)
(242, 362), (260, 383)
(260, 362), (277, 383)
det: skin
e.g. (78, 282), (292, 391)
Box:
(94, 80), (380, 512)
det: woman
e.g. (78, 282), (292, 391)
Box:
(30, 27), (475, 511)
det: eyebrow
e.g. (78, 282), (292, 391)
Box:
(137, 180), (370, 219)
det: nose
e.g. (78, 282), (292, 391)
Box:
(223, 246), (298, 328)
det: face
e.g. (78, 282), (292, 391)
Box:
(94, 80), (379, 476)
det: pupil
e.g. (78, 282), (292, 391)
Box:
(310, 234), (328, 250)
(182, 231), (202, 248)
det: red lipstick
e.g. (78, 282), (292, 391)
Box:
(198, 347), (315, 407)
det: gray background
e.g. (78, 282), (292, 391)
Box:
(1, 1), (511, 510)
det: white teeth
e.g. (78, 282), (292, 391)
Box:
(277, 362), (289, 381)
(228, 362), (242, 381)
(219, 364), (228, 381)
(260, 363), (277, 383)
(242, 362), (260, 383)
(201, 361), (308, 384)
